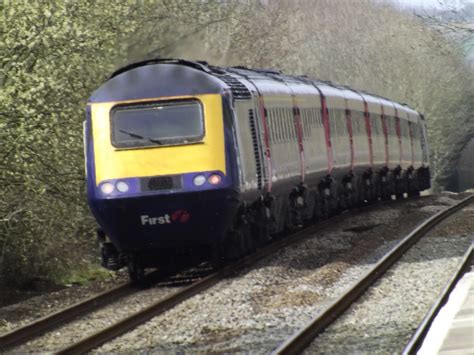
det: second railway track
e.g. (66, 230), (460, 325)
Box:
(274, 194), (474, 354)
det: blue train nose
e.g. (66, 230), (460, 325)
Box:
(91, 188), (239, 252)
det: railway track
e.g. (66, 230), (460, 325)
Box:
(0, 195), (431, 353)
(0, 267), (208, 352)
(402, 245), (473, 355)
(0, 280), (135, 351)
(273, 194), (474, 354)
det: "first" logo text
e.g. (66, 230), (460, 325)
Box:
(140, 214), (170, 225)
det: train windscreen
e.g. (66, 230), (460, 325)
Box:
(110, 99), (204, 148)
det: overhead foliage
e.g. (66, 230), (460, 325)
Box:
(1, 0), (471, 286)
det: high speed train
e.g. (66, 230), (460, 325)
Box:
(84, 59), (430, 281)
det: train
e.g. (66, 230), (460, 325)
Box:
(84, 59), (431, 282)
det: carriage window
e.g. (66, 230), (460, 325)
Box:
(111, 100), (204, 148)
(303, 109), (311, 138)
(400, 119), (410, 138)
(288, 108), (297, 140)
(329, 109), (337, 137)
(371, 115), (381, 136)
(276, 109), (283, 143)
(284, 108), (292, 141)
(276, 108), (283, 141)
(387, 116), (397, 137)
(268, 109), (275, 144)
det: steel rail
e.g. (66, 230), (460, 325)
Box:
(273, 194), (474, 355)
(0, 269), (172, 351)
(402, 245), (473, 355)
(0, 283), (134, 351)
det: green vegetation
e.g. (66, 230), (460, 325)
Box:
(0, 2), (141, 286)
(55, 265), (116, 286)
(1, 0), (472, 287)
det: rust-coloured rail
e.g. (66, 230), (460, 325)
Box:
(273, 194), (474, 355)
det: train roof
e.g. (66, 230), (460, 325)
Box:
(89, 59), (228, 103)
(93, 58), (421, 118)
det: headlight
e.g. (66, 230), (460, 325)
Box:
(193, 175), (206, 186)
(116, 181), (129, 192)
(208, 174), (221, 185)
(100, 182), (114, 194)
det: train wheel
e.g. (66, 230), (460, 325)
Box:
(253, 221), (270, 247)
(346, 183), (358, 208)
(345, 191), (355, 210)
(243, 225), (257, 254)
(394, 179), (404, 199)
(408, 190), (421, 197)
(370, 185), (378, 203)
(270, 201), (289, 238)
(222, 230), (245, 260)
(210, 244), (224, 269)
(127, 258), (145, 285)
(312, 194), (321, 222)
(252, 205), (271, 246)
(320, 196), (330, 219)
(238, 214), (256, 255)
(356, 187), (368, 206)
(354, 178), (368, 207)
(408, 174), (420, 197)
(380, 183), (391, 201)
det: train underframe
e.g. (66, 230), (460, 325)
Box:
(217, 165), (430, 262)
(98, 165), (430, 282)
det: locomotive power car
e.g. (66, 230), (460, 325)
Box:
(84, 59), (430, 281)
